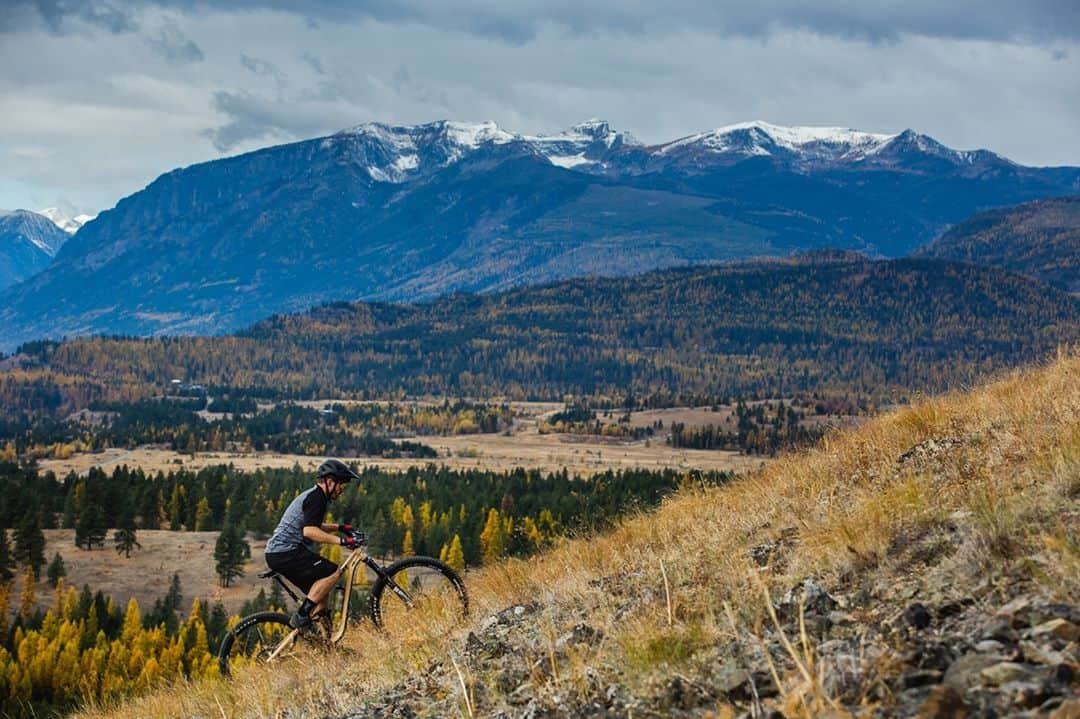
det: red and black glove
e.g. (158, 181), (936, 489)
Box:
(339, 522), (355, 533)
(340, 535), (360, 549)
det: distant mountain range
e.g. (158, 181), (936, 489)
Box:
(916, 195), (1080, 294)
(1, 119), (1078, 350)
(0, 210), (72, 291)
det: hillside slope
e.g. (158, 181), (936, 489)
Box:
(11, 255), (1080, 406)
(80, 351), (1080, 718)
(916, 195), (1080, 294)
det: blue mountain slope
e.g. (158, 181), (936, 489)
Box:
(0, 210), (70, 291)
(1, 119), (1077, 350)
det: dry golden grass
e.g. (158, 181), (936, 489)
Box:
(76, 349), (1080, 718)
(38, 427), (764, 478)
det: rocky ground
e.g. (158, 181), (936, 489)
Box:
(330, 568), (1078, 718)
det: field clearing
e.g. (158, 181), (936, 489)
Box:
(38, 429), (767, 478)
(16, 530), (278, 617)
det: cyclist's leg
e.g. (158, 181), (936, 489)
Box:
(306, 565), (345, 615)
(267, 549), (340, 624)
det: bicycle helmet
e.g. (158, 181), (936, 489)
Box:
(317, 458), (361, 482)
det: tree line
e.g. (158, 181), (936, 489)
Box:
(4, 256), (1077, 416)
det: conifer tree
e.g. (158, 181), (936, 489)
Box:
(75, 502), (107, 550)
(194, 498), (211, 531)
(113, 503), (140, 558)
(213, 522), (247, 587)
(13, 509), (46, 576)
(18, 565), (36, 619)
(46, 552), (66, 587)
(479, 508), (506, 564)
(446, 534), (466, 573)
(0, 525), (14, 582)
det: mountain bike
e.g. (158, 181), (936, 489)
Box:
(218, 530), (468, 676)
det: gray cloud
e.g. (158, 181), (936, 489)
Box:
(1, 1), (1077, 217)
(4, 1), (1079, 43)
(201, 90), (287, 151)
(2, 0), (139, 34)
(145, 20), (204, 63)
(240, 53), (287, 88)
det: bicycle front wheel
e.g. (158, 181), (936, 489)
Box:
(217, 612), (322, 677)
(370, 557), (468, 637)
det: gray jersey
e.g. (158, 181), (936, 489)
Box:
(265, 486), (328, 554)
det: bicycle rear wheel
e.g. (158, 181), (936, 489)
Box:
(217, 611), (323, 677)
(369, 557), (468, 638)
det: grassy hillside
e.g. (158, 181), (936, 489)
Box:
(76, 350), (1080, 718)
(916, 195), (1080, 294)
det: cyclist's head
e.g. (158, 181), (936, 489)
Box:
(316, 458), (360, 500)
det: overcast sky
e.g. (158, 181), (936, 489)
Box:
(2, 0), (1078, 216)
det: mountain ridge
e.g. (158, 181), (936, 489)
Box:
(0, 209), (72, 291)
(2, 119), (1078, 349)
(915, 195), (1080, 293)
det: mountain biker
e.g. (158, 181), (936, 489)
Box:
(264, 458), (362, 629)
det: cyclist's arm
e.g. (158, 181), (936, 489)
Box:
(319, 522), (342, 533)
(302, 525), (342, 545)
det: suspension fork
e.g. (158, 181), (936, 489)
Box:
(363, 555), (415, 606)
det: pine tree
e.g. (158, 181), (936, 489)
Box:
(13, 509), (46, 576)
(46, 552), (66, 587)
(113, 503), (140, 558)
(213, 522), (247, 587)
(0, 525), (14, 582)
(75, 502), (107, 550)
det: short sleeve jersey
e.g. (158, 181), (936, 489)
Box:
(265, 485), (328, 554)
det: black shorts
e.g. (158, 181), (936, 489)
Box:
(265, 548), (338, 594)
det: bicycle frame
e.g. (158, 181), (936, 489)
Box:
(266, 546), (416, 649)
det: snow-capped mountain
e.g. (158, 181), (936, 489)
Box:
(38, 207), (96, 235)
(2, 118), (1078, 350)
(332, 118), (641, 182)
(0, 209), (72, 291)
(644, 121), (1022, 176)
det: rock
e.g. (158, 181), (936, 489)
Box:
(1002, 680), (1050, 709)
(1050, 699), (1080, 719)
(1019, 640), (1069, 666)
(974, 640), (1008, 654)
(555, 623), (603, 649)
(779, 578), (838, 617)
(979, 661), (1041, 686)
(920, 684), (969, 718)
(943, 653), (1007, 690)
(937, 598), (974, 619)
(909, 642), (958, 671)
(980, 619), (1020, 643)
(1029, 603), (1080, 626)
(997, 595), (1034, 620)
(902, 669), (944, 688)
(711, 661), (752, 697)
(904, 603), (933, 630)
(1030, 618), (1080, 643)
(828, 610), (856, 626)
(1053, 663), (1075, 684)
